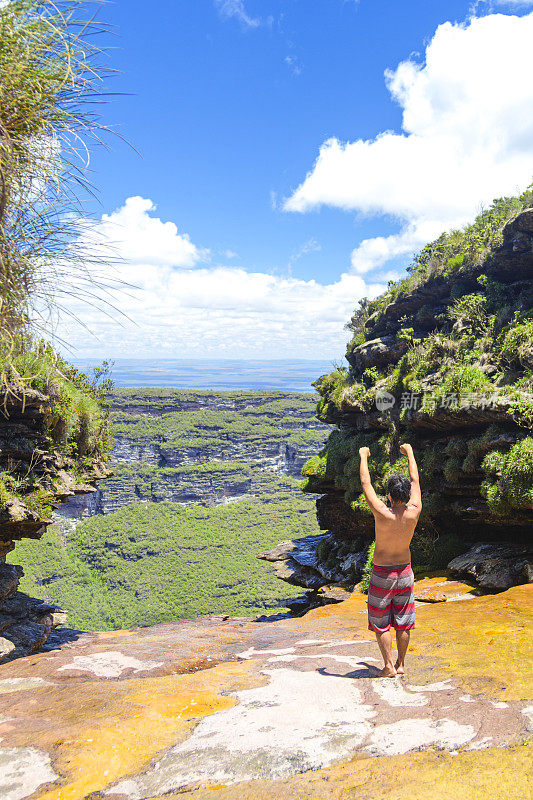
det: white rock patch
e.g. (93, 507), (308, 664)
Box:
(57, 652), (163, 678)
(267, 653), (380, 667)
(317, 639), (373, 647)
(0, 741), (58, 800)
(108, 667), (376, 797)
(467, 736), (494, 750)
(371, 679), (429, 707)
(407, 679), (454, 692)
(0, 678), (52, 695)
(295, 639), (373, 647)
(236, 646), (296, 660)
(459, 694), (476, 703)
(294, 639), (330, 645)
(365, 718), (476, 756)
(490, 701), (509, 709)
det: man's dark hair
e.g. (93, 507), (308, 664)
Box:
(386, 474), (411, 504)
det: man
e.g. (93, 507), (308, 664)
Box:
(359, 443), (421, 677)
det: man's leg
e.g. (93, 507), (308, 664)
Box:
(394, 629), (410, 674)
(374, 629), (396, 677)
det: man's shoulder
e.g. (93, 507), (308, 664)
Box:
(373, 504), (396, 520)
(406, 502), (422, 518)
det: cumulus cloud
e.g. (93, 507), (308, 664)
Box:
(285, 11), (533, 274)
(84, 196), (207, 269)
(214, 0), (260, 28)
(56, 198), (383, 358)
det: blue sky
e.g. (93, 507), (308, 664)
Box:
(57, 0), (533, 359)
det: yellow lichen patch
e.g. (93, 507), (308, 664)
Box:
(161, 743), (533, 800)
(97, 630), (134, 640)
(34, 660), (266, 800)
(410, 584), (533, 700)
(289, 590), (369, 633)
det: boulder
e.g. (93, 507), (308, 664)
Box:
(448, 542), (533, 590)
(347, 335), (410, 371)
(0, 637), (15, 660)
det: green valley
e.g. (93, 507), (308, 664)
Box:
(9, 390), (330, 630)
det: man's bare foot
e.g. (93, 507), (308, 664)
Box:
(378, 665), (397, 677)
(394, 660), (405, 675)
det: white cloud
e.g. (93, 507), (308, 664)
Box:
(84, 196), (207, 269)
(54, 198), (384, 359)
(214, 0), (260, 28)
(285, 11), (533, 274)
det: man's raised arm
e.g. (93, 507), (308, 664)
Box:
(400, 443), (422, 508)
(359, 447), (389, 516)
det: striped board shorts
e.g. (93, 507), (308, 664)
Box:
(367, 563), (415, 633)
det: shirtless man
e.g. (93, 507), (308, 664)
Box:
(359, 443), (422, 677)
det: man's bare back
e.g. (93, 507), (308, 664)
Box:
(359, 443), (422, 565)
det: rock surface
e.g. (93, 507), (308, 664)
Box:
(448, 542), (533, 590)
(0, 582), (530, 799)
(257, 532), (367, 592)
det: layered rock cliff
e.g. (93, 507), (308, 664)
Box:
(261, 199), (533, 596)
(55, 390), (329, 524)
(0, 383), (110, 661)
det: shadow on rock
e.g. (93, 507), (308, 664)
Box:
(317, 662), (380, 680)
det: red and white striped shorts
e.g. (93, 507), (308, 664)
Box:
(367, 563), (415, 633)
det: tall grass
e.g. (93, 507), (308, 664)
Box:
(0, 0), (129, 377)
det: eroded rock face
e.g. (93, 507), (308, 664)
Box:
(0, 582), (530, 799)
(257, 532), (368, 595)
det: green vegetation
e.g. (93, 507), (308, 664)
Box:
(345, 187), (533, 342)
(359, 542), (375, 594)
(0, 338), (112, 514)
(110, 390), (326, 454)
(12, 474), (318, 629)
(481, 437), (533, 513)
(0, 0), (115, 335)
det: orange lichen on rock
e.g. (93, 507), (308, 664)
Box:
(34, 660), (266, 800)
(277, 582), (533, 700)
(0, 581), (530, 800)
(411, 584), (533, 700)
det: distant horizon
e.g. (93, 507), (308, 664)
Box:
(71, 356), (341, 362)
(70, 357), (339, 391)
